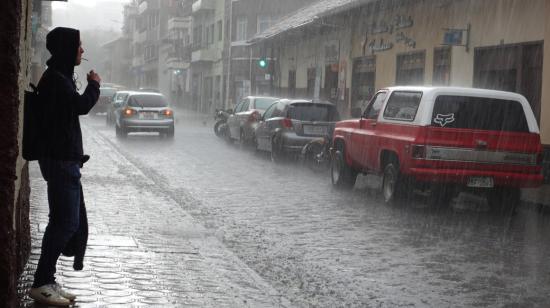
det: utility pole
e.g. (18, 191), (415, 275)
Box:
(224, 0), (233, 109)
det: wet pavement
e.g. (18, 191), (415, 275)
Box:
(18, 110), (550, 307)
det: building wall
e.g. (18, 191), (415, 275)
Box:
(0, 0), (32, 306)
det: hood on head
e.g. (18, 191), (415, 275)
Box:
(46, 27), (80, 77)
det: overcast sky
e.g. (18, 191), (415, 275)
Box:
(52, 0), (130, 32)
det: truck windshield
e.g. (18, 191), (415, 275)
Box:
(431, 95), (529, 132)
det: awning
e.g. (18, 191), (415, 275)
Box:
(248, 0), (372, 44)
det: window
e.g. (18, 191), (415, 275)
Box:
(396, 51), (425, 85)
(128, 95), (168, 108)
(431, 95), (529, 132)
(241, 99), (250, 112)
(234, 101), (245, 113)
(257, 15), (271, 34)
(383, 91), (422, 121)
(263, 102), (278, 119)
(253, 98), (278, 110)
(209, 24), (214, 44)
(236, 16), (247, 41)
(433, 47), (451, 85)
(217, 20), (223, 41)
(364, 91), (387, 119)
(288, 103), (340, 122)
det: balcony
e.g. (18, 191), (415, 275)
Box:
(192, 0), (215, 13)
(168, 17), (192, 32)
(191, 48), (218, 63)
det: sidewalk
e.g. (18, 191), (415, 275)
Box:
(17, 124), (287, 307)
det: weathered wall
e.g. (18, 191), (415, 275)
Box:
(0, 0), (32, 306)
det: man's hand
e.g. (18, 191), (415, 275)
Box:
(87, 70), (101, 84)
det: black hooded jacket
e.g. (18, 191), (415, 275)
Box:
(37, 27), (100, 161)
(37, 27), (99, 270)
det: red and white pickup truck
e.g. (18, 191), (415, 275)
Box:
(331, 86), (543, 210)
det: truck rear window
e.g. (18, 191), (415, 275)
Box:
(431, 95), (529, 132)
(288, 104), (340, 122)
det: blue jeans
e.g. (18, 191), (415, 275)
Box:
(33, 159), (81, 288)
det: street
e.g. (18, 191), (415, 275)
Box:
(64, 111), (550, 307)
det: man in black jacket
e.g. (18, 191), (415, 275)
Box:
(29, 27), (101, 306)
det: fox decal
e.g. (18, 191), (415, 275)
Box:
(434, 113), (455, 127)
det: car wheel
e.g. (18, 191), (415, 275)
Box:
(271, 135), (284, 163)
(331, 150), (357, 189)
(166, 126), (175, 138)
(239, 130), (246, 147)
(487, 187), (520, 215)
(115, 125), (127, 138)
(214, 121), (225, 137)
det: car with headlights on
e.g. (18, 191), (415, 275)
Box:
(114, 92), (175, 138)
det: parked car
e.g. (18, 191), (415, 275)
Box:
(106, 90), (132, 125)
(331, 86), (543, 212)
(255, 99), (340, 161)
(114, 92), (175, 138)
(226, 96), (279, 144)
(91, 87), (117, 115)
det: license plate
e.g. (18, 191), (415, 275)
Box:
(467, 176), (494, 188)
(139, 112), (157, 120)
(303, 125), (327, 136)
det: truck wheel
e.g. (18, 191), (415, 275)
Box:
(331, 150), (357, 189)
(487, 187), (520, 215)
(382, 162), (401, 203)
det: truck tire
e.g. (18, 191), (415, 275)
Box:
(331, 150), (357, 189)
(382, 162), (401, 204)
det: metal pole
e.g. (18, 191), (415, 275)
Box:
(224, 0), (233, 109)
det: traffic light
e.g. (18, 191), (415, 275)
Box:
(258, 58), (268, 69)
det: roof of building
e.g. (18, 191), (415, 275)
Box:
(248, 0), (371, 44)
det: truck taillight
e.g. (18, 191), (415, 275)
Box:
(411, 145), (426, 159)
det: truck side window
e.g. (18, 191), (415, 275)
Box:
(383, 91), (422, 121)
(364, 92), (387, 120)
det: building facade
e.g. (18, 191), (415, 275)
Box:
(253, 0), (550, 156)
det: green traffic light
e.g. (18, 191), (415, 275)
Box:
(258, 59), (268, 68)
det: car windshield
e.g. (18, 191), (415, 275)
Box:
(115, 93), (129, 102)
(128, 95), (168, 108)
(253, 98), (277, 110)
(432, 95), (529, 132)
(288, 103), (340, 122)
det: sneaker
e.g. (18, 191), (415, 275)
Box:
(52, 283), (77, 301)
(29, 284), (71, 306)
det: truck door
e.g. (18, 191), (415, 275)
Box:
(350, 91), (387, 169)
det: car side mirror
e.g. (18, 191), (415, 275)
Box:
(350, 107), (362, 118)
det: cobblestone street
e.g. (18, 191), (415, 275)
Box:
(18, 112), (550, 307)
